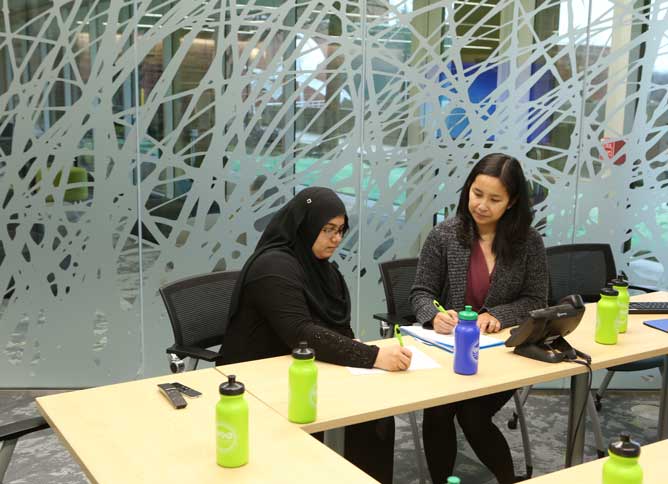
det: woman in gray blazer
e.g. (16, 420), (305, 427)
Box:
(410, 153), (548, 483)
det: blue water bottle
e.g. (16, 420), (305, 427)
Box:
(454, 305), (480, 375)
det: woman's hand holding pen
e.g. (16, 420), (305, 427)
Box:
(374, 346), (412, 371)
(432, 310), (458, 334)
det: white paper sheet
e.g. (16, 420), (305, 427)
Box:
(346, 345), (441, 375)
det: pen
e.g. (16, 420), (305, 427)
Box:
(433, 299), (447, 313)
(393, 324), (404, 347)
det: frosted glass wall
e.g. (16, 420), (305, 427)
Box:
(1, 0), (666, 386)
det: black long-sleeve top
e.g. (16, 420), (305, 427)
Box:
(219, 250), (379, 367)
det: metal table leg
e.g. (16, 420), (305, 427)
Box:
(658, 355), (668, 440)
(324, 428), (345, 456)
(566, 372), (588, 467)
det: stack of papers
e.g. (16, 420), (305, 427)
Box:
(400, 325), (504, 353)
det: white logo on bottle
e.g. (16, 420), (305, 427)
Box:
(217, 421), (238, 453)
(471, 341), (479, 362)
(617, 303), (628, 329)
(309, 383), (318, 409)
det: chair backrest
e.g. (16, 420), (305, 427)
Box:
(159, 270), (240, 350)
(378, 258), (419, 320)
(545, 244), (616, 305)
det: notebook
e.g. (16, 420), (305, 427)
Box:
(399, 325), (504, 353)
(643, 319), (668, 333)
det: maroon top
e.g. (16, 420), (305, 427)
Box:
(465, 240), (494, 312)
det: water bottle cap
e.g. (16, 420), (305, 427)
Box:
(600, 287), (619, 297)
(219, 374), (245, 396)
(611, 278), (628, 288)
(608, 433), (641, 458)
(292, 341), (315, 360)
(458, 305), (478, 321)
(446, 477), (461, 484)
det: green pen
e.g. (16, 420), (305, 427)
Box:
(433, 299), (447, 313)
(393, 324), (404, 347)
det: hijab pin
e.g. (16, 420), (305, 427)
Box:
(306, 198), (312, 204)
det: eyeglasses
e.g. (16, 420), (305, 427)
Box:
(321, 225), (346, 238)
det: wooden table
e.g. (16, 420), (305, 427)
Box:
(36, 368), (377, 483)
(524, 438), (667, 483)
(217, 291), (668, 466)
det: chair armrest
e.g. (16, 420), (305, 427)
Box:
(372, 313), (415, 326)
(0, 416), (49, 441)
(166, 345), (220, 362)
(627, 284), (656, 293)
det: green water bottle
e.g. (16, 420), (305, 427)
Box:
(216, 375), (249, 467)
(612, 277), (630, 334)
(446, 476), (461, 484)
(602, 433), (643, 484)
(288, 341), (317, 424)
(596, 287), (619, 345)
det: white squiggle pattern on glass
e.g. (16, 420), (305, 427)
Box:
(0, 0), (666, 384)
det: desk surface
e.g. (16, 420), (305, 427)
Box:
(37, 368), (376, 484)
(524, 438), (667, 483)
(217, 291), (668, 433)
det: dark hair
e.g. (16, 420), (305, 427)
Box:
(456, 153), (533, 263)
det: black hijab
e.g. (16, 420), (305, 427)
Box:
(229, 187), (351, 326)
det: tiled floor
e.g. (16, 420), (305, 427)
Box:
(1, 389), (662, 484)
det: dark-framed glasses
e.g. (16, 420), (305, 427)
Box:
(321, 225), (346, 238)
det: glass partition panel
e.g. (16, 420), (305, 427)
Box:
(1, 0), (666, 386)
(356, 0), (592, 336)
(136, 0), (366, 372)
(574, 0), (667, 290)
(0, 0), (142, 386)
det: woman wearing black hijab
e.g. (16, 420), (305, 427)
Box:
(220, 187), (411, 483)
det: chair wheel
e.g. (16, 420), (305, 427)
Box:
(507, 417), (518, 430)
(594, 398), (602, 412)
(167, 353), (185, 373)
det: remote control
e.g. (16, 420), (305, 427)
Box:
(157, 383), (187, 409)
(171, 382), (202, 398)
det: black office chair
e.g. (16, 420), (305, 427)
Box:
(373, 258), (533, 480)
(546, 243), (653, 304)
(159, 270), (240, 373)
(0, 417), (49, 482)
(373, 257), (418, 338)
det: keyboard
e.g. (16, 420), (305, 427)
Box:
(628, 301), (668, 314)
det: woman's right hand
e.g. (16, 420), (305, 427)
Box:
(374, 346), (413, 371)
(431, 309), (459, 334)
(432, 310), (458, 334)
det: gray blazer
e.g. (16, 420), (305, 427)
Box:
(410, 217), (548, 328)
